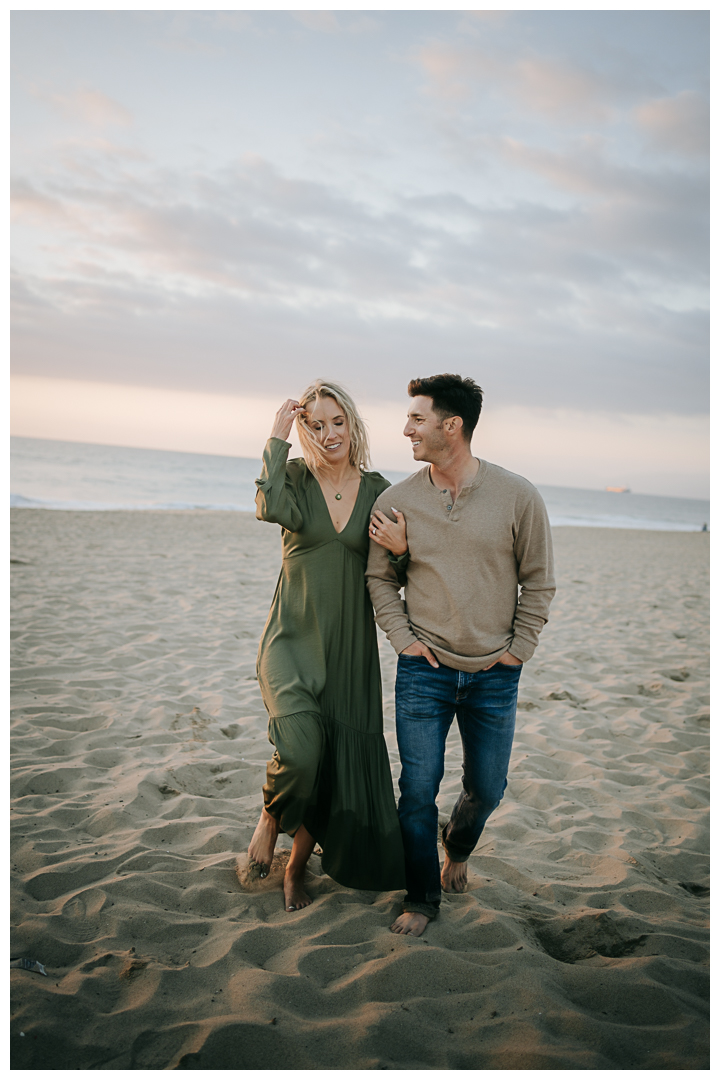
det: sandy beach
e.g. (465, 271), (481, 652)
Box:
(10, 509), (709, 1070)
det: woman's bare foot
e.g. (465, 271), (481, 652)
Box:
(441, 855), (467, 893)
(390, 912), (429, 936)
(284, 869), (313, 911)
(247, 808), (279, 878)
(283, 823), (315, 911)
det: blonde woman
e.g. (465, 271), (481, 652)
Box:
(247, 380), (406, 911)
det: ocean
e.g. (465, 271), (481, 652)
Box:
(10, 436), (709, 532)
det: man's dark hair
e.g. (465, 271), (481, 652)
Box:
(408, 373), (483, 441)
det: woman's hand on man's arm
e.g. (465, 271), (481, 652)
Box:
(369, 508), (407, 556)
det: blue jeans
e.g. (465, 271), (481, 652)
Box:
(394, 655), (522, 919)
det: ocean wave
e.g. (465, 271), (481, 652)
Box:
(549, 513), (706, 532)
(10, 493), (256, 513)
(11, 492), (707, 530)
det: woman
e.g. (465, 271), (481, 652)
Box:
(247, 380), (406, 911)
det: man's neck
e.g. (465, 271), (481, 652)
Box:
(428, 446), (479, 500)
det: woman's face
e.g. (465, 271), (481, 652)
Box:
(306, 396), (351, 467)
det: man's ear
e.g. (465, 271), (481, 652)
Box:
(444, 415), (464, 438)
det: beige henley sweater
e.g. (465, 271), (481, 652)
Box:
(365, 459), (555, 672)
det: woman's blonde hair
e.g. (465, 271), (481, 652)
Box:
(295, 380), (372, 477)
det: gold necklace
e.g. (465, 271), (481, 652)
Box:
(322, 470), (358, 501)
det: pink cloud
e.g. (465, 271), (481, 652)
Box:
(38, 86), (132, 128)
(11, 181), (72, 226)
(500, 137), (613, 198)
(635, 91), (708, 156)
(416, 43), (616, 120)
(511, 56), (610, 119)
(415, 43), (498, 101)
(292, 11), (340, 34)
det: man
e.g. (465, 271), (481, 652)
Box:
(366, 374), (555, 936)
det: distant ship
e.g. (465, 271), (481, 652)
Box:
(605, 486), (630, 493)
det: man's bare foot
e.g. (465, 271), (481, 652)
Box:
(390, 912), (429, 936)
(247, 808), (279, 878)
(284, 870), (313, 912)
(441, 855), (467, 893)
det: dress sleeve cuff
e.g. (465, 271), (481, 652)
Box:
(256, 438), (291, 487)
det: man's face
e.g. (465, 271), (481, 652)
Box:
(403, 395), (448, 463)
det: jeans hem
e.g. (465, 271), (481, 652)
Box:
(402, 902), (439, 919)
(442, 845), (470, 863)
(441, 829), (471, 863)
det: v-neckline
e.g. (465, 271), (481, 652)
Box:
(314, 472), (365, 536)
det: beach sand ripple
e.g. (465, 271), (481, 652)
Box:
(11, 512), (708, 1069)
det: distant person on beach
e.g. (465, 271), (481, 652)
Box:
(247, 380), (405, 911)
(366, 374), (556, 936)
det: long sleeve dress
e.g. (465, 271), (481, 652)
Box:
(254, 438), (405, 891)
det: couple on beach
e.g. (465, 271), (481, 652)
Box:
(247, 374), (555, 937)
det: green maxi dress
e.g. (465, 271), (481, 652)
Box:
(255, 437), (405, 891)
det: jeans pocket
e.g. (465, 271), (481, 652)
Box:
(396, 660), (445, 720)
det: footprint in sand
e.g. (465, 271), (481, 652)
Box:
(529, 910), (649, 963)
(235, 849), (292, 892)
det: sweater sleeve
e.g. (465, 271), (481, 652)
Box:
(387, 549), (409, 587)
(509, 488), (556, 662)
(365, 494), (419, 655)
(255, 438), (303, 532)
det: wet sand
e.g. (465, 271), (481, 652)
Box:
(10, 509), (709, 1069)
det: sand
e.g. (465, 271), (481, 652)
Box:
(10, 509), (709, 1070)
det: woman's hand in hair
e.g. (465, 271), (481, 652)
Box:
(369, 508), (407, 556)
(270, 400), (306, 442)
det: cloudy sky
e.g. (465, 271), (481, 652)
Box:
(11, 6), (709, 496)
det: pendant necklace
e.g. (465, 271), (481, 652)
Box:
(324, 470), (358, 501)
